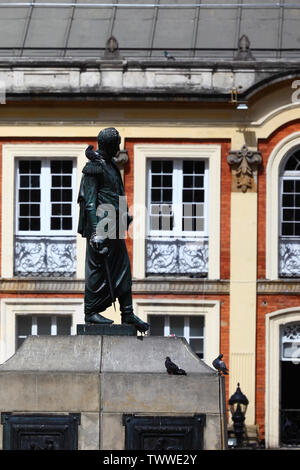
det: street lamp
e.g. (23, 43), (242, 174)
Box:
(229, 383), (249, 448)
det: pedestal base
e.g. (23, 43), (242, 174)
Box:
(77, 323), (137, 336)
(0, 335), (227, 450)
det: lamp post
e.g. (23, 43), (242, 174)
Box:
(229, 383), (249, 448)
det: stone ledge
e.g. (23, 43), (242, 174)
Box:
(257, 280), (300, 294)
(0, 278), (229, 294)
(2, 278), (300, 294)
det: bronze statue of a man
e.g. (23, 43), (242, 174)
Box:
(77, 127), (149, 333)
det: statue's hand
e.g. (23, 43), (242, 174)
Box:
(89, 233), (109, 255)
(99, 246), (109, 256)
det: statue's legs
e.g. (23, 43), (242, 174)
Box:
(119, 289), (149, 333)
(84, 241), (114, 325)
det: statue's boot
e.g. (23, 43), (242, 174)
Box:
(85, 312), (113, 325)
(121, 305), (149, 334)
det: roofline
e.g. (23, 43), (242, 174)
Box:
(0, 58), (299, 70)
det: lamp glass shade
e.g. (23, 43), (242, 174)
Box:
(228, 383), (249, 416)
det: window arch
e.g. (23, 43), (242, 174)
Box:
(279, 147), (300, 277)
(266, 132), (300, 280)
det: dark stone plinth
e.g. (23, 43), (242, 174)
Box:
(77, 323), (137, 336)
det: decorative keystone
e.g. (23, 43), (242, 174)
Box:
(227, 145), (262, 193)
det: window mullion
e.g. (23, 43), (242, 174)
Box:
(203, 320), (205, 360)
(41, 158), (50, 235)
(51, 316), (57, 336)
(32, 316), (37, 336)
(184, 316), (189, 342)
(173, 160), (182, 238)
(147, 159), (152, 237)
(72, 162), (77, 234)
(164, 316), (170, 336)
(15, 163), (20, 235)
(204, 159), (209, 237)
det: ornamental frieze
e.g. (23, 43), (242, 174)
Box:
(227, 145), (262, 193)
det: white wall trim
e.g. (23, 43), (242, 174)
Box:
(133, 298), (220, 367)
(265, 306), (300, 448)
(252, 103), (300, 128)
(0, 297), (84, 364)
(266, 132), (300, 279)
(132, 144), (221, 280)
(1, 144), (88, 279)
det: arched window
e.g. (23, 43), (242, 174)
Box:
(279, 149), (300, 277)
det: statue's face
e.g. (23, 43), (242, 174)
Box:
(98, 128), (121, 159)
(110, 134), (121, 158)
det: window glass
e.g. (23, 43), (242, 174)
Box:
(16, 159), (74, 234)
(18, 160), (41, 232)
(190, 316), (204, 336)
(149, 315), (164, 336)
(16, 315), (32, 349)
(170, 316), (184, 337)
(57, 316), (72, 335)
(37, 316), (51, 335)
(16, 315), (72, 351)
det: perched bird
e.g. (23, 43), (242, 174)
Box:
(164, 51), (176, 60)
(85, 144), (100, 161)
(165, 356), (187, 375)
(212, 354), (229, 376)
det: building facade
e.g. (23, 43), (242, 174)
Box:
(0, 1), (300, 448)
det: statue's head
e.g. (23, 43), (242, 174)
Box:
(97, 127), (121, 160)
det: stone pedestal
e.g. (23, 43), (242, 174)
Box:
(0, 335), (227, 450)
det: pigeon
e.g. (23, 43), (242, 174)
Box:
(85, 144), (100, 162)
(212, 354), (229, 375)
(164, 51), (176, 60)
(165, 356), (187, 376)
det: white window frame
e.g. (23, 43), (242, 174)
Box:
(16, 314), (73, 349)
(2, 144), (88, 279)
(279, 149), (300, 236)
(133, 298), (220, 368)
(266, 132), (300, 279)
(150, 314), (205, 359)
(147, 158), (209, 238)
(15, 158), (77, 237)
(0, 298), (84, 364)
(133, 144), (221, 280)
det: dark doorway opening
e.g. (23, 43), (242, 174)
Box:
(280, 361), (300, 447)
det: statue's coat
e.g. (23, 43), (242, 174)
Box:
(77, 157), (132, 315)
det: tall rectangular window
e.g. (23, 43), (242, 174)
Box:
(147, 159), (208, 275)
(15, 159), (76, 277)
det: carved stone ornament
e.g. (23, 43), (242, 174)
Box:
(114, 149), (129, 169)
(103, 36), (122, 60)
(234, 34), (255, 61)
(227, 145), (262, 193)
